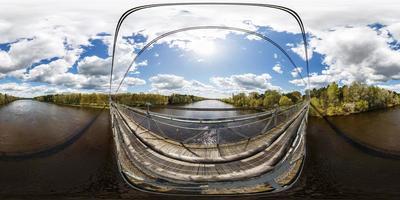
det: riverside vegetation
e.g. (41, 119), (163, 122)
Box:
(31, 82), (400, 116)
(0, 93), (18, 106)
(34, 93), (205, 108)
(222, 82), (400, 116)
(309, 82), (400, 116)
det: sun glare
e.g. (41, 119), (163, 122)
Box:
(190, 40), (216, 56)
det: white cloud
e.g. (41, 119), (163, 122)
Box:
(149, 74), (188, 90)
(1, 0), (400, 96)
(291, 67), (303, 78)
(147, 73), (281, 98)
(310, 26), (400, 84)
(272, 64), (283, 74)
(290, 42), (313, 61)
(210, 73), (279, 92)
(0, 82), (85, 98)
(0, 36), (73, 73)
(148, 73), (220, 97)
(378, 83), (400, 92)
(78, 56), (111, 76)
(290, 72), (331, 89)
(387, 22), (400, 40)
(124, 77), (146, 86)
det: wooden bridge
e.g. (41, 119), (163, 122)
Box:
(110, 102), (308, 195)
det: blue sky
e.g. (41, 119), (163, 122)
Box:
(0, 0), (400, 98)
(120, 30), (311, 95)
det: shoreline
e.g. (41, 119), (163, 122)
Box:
(28, 99), (110, 110)
(310, 104), (400, 117)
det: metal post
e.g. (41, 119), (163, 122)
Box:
(274, 104), (279, 127)
(145, 102), (151, 115)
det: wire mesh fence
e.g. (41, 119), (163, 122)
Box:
(116, 102), (306, 144)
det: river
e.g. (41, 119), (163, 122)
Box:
(150, 99), (255, 118)
(0, 100), (400, 199)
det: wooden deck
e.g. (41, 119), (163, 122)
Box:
(111, 103), (308, 194)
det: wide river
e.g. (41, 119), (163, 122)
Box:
(1, 100), (400, 199)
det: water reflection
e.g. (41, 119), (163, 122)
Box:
(150, 99), (255, 118)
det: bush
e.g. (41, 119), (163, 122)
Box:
(279, 96), (293, 107)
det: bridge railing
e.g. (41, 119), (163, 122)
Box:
(113, 101), (307, 144)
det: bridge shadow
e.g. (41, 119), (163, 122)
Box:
(0, 106), (107, 161)
(309, 103), (400, 160)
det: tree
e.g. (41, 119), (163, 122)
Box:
(327, 82), (340, 106)
(263, 90), (281, 109)
(285, 91), (302, 103)
(279, 96), (293, 107)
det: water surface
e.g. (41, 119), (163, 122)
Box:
(1, 100), (400, 199)
(150, 99), (254, 118)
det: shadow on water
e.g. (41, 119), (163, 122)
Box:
(0, 106), (106, 161)
(309, 103), (400, 160)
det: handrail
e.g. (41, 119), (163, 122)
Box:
(115, 102), (305, 124)
(137, 106), (266, 111)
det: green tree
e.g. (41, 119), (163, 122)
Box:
(279, 96), (293, 107)
(327, 82), (340, 105)
(285, 91), (302, 103)
(263, 90), (281, 109)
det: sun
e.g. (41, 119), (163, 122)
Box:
(190, 40), (216, 56)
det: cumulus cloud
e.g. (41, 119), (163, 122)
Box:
(2, 0), (400, 96)
(210, 73), (279, 92)
(78, 56), (111, 76)
(147, 73), (220, 97)
(290, 72), (331, 89)
(272, 64), (283, 74)
(147, 73), (281, 98)
(149, 74), (188, 90)
(291, 67), (303, 78)
(378, 83), (400, 92)
(124, 77), (146, 86)
(289, 42), (313, 61)
(0, 82), (85, 98)
(0, 36), (73, 73)
(291, 25), (400, 88)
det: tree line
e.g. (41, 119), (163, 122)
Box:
(222, 90), (303, 109)
(34, 93), (109, 108)
(34, 93), (205, 107)
(113, 93), (205, 106)
(32, 82), (400, 115)
(310, 82), (400, 116)
(0, 93), (18, 106)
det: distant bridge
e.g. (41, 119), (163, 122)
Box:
(110, 102), (308, 194)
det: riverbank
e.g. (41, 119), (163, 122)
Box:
(33, 93), (207, 109)
(309, 103), (400, 117)
(0, 93), (18, 106)
(309, 82), (400, 117)
(50, 102), (109, 109)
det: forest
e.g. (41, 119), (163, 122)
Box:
(113, 93), (204, 106)
(222, 90), (303, 109)
(309, 82), (400, 116)
(0, 93), (18, 106)
(34, 93), (109, 108)
(34, 93), (205, 108)
(222, 82), (400, 116)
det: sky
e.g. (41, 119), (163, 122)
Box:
(1, 0), (400, 98)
